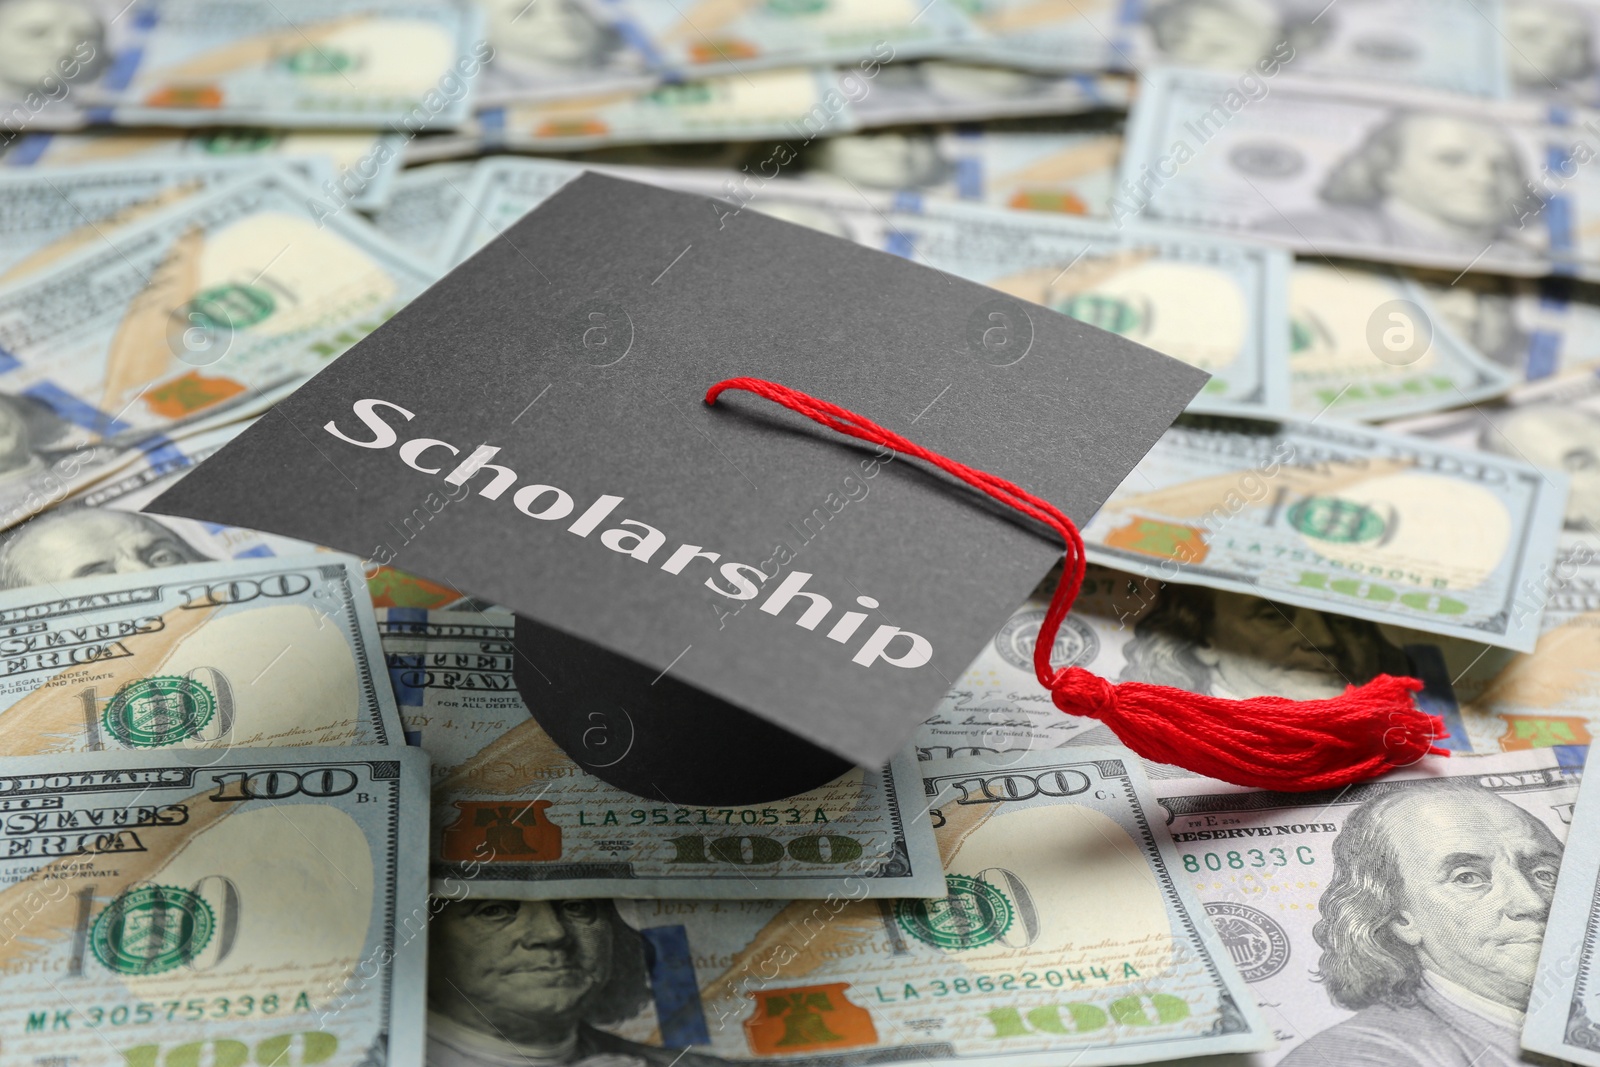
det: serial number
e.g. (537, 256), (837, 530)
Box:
(24, 993), (310, 1033)
(873, 964), (1143, 1002)
(1182, 846), (1315, 872)
(578, 807), (832, 826)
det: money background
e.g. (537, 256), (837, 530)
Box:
(7, 0), (1600, 1064)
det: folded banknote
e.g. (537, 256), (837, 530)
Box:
(0, 165), (435, 532)
(1122, 71), (1599, 277)
(1081, 412), (1570, 652)
(81, 0), (487, 128)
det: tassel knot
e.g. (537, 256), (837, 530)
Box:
(705, 376), (1451, 791)
(1049, 666), (1118, 721)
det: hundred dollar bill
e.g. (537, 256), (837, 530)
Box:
(479, 68), (855, 153)
(0, 745), (428, 1067)
(0, 158), (327, 282)
(377, 609), (943, 900)
(1410, 269), (1600, 382)
(598, 0), (974, 75)
(1450, 537), (1600, 755)
(848, 63), (1131, 127)
(0, 553), (402, 754)
(1391, 370), (1600, 539)
(0, 420), (314, 577)
(1390, 373), (1600, 752)
(424, 750), (1274, 1066)
(1152, 748), (1580, 1067)
(445, 157), (1288, 413)
(917, 562), (1482, 760)
(1121, 0), (1508, 97)
(0, 164), (435, 532)
(1, 128), (406, 210)
(1524, 742), (1600, 1064)
(474, 0), (657, 106)
(74, 0), (486, 129)
(1120, 70), (1600, 277)
(367, 161), (475, 269)
(1288, 261), (1518, 422)
(1080, 413), (1571, 652)
(0, 415), (442, 622)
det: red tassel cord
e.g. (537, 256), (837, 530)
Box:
(704, 376), (1450, 791)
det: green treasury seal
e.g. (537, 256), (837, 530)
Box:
(90, 885), (215, 975)
(895, 874), (1014, 950)
(103, 676), (216, 748)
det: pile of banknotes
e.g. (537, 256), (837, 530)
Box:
(7, 0), (1600, 1065)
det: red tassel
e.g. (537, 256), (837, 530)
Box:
(705, 376), (1449, 791)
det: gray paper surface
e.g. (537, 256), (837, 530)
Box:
(148, 172), (1206, 765)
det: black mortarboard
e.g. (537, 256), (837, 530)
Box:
(147, 173), (1205, 804)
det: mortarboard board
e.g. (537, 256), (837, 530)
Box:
(147, 172), (1212, 804)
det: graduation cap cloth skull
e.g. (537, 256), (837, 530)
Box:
(147, 173), (1443, 804)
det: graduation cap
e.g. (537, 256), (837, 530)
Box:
(147, 173), (1445, 805)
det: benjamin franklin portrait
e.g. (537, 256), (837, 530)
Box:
(0, 0), (106, 99)
(427, 899), (724, 1067)
(1118, 584), (1412, 701)
(1281, 784), (1563, 1066)
(1505, 0), (1595, 95)
(0, 508), (205, 589)
(0, 390), (74, 483)
(1145, 0), (1329, 69)
(1259, 110), (1538, 259)
(482, 0), (625, 71)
